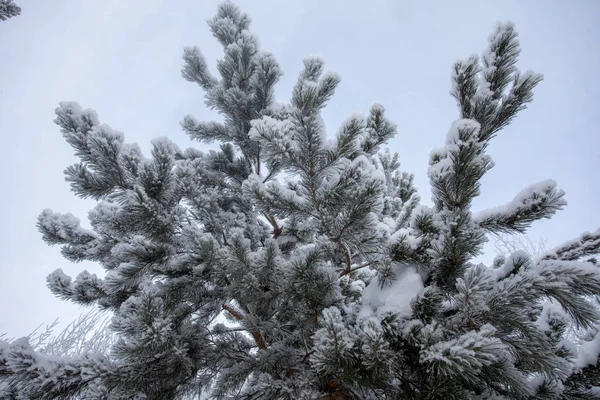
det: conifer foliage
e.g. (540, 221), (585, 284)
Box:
(2, 2), (600, 398)
(0, 0), (20, 22)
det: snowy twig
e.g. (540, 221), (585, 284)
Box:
(339, 261), (376, 277)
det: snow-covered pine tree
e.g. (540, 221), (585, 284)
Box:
(2, 1), (600, 398)
(0, 0), (20, 22)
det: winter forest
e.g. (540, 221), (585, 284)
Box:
(1, 1), (600, 399)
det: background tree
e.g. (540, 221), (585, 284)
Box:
(1, 2), (600, 399)
(494, 233), (548, 257)
(0, 0), (20, 22)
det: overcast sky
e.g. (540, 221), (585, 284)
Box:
(1, 0), (599, 338)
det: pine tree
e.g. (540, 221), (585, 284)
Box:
(2, 2), (600, 398)
(0, 0), (20, 22)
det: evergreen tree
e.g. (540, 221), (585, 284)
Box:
(0, 0), (20, 22)
(2, 2), (600, 398)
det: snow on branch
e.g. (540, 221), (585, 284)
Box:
(482, 22), (520, 100)
(181, 117), (232, 144)
(291, 57), (340, 113)
(37, 209), (97, 246)
(181, 46), (218, 89)
(450, 55), (480, 120)
(46, 269), (106, 305)
(542, 228), (600, 262)
(473, 179), (566, 234)
(420, 324), (524, 394)
(428, 119), (492, 211)
(208, 0), (251, 47)
(362, 104), (397, 154)
(54, 102), (100, 157)
(252, 52), (283, 111)
(449, 22), (543, 142)
(490, 70), (543, 138)
(334, 115), (364, 159)
(0, 337), (108, 399)
(532, 259), (600, 329)
(54, 102), (135, 199)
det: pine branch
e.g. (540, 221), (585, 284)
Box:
(181, 46), (218, 89)
(542, 229), (600, 261)
(428, 119), (491, 211)
(339, 261), (376, 278)
(474, 179), (566, 234)
(181, 116), (231, 143)
(334, 239), (352, 274)
(1, 338), (108, 399)
(0, 0), (20, 22)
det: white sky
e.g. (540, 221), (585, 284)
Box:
(1, 0), (599, 337)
